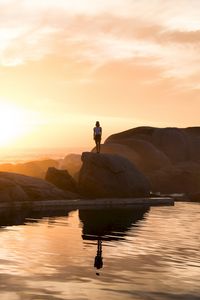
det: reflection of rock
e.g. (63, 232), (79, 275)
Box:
(79, 152), (150, 198)
(0, 159), (58, 179)
(59, 154), (82, 177)
(79, 206), (149, 240)
(80, 207), (150, 274)
(0, 172), (78, 202)
(0, 208), (73, 227)
(45, 167), (77, 192)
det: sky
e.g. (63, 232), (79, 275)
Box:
(0, 0), (200, 150)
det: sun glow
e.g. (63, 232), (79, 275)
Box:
(0, 102), (30, 146)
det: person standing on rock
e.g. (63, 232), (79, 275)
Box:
(93, 121), (102, 153)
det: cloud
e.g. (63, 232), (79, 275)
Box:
(0, 0), (200, 92)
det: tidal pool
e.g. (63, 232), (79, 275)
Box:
(0, 202), (199, 300)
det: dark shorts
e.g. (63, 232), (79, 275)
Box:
(94, 135), (101, 142)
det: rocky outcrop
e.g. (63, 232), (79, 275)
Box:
(0, 176), (29, 202)
(151, 128), (188, 162)
(45, 167), (77, 192)
(94, 141), (171, 173)
(149, 162), (200, 194)
(78, 152), (150, 198)
(187, 192), (200, 202)
(92, 143), (141, 167)
(0, 172), (78, 202)
(104, 126), (200, 193)
(105, 126), (200, 164)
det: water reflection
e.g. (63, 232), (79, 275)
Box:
(0, 209), (74, 227)
(79, 206), (150, 273)
(94, 239), (103, 275)
(0, 203), (199, 300)
(79, 206), (150, 239)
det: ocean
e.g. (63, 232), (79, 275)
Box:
(0, 147), (88, 164)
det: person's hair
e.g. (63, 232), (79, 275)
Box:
(96, 121), (100, 127)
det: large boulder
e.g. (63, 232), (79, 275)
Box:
(78, 152), (150, 198)
(0, 172), (78, 202)
(0, 177), (30, 202)
(151, 128), (188, 162)
(105, 126), (155, 144)
(105, 126), (200, 164)
(98, 140), (171, 173)
(149, 162), (200, 194)
(187, 192), (200, 202)
(45, 167), (77, 192)
(104, 126), (200, 194)
(91, 143), (140, 168)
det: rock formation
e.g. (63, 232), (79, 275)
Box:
(94, 140), (171, 173)
(1, 126), (200, 197)
(149, 162), (200, 193)
(78, 152), (150, 198)
(0, 172), (78, 202)
(187, 192), (200, 202)
(105, 126), (200, 164)
(45, 167), (77, 193)
(104, 126), (200, 193)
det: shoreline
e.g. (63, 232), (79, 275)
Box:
(0, 197), (174, 213)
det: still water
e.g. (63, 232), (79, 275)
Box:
(0, 202), (199, 300)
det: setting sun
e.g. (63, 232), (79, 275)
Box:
(0, 101), (29, 146)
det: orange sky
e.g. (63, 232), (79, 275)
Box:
(0, 0), (200, 149)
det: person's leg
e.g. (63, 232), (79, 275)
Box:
(95, 139), (98, 153)
(97, 140), (101, 153)
(95, 136), (101, 153)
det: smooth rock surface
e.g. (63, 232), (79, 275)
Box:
(45, 167), (77, 192)
(187, 192), (200, 202)
(78, 152), (150, 198)
(105, 126), (200, 164)
(96, 140), (171, 172)
(104, 126), (200, 193)
(149, 162), (200, 193)
(0, 172), (78, 202)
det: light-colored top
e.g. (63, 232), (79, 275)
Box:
(93, 127), (102, 136)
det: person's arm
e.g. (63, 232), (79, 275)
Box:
(93, 127), (96, 139)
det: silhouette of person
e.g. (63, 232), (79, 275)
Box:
(94, 239), (103, 275)
(93, 121), (102, 153)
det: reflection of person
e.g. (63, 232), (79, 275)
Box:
(94, 239), (103, 275)
(93, 121), (102, 153)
